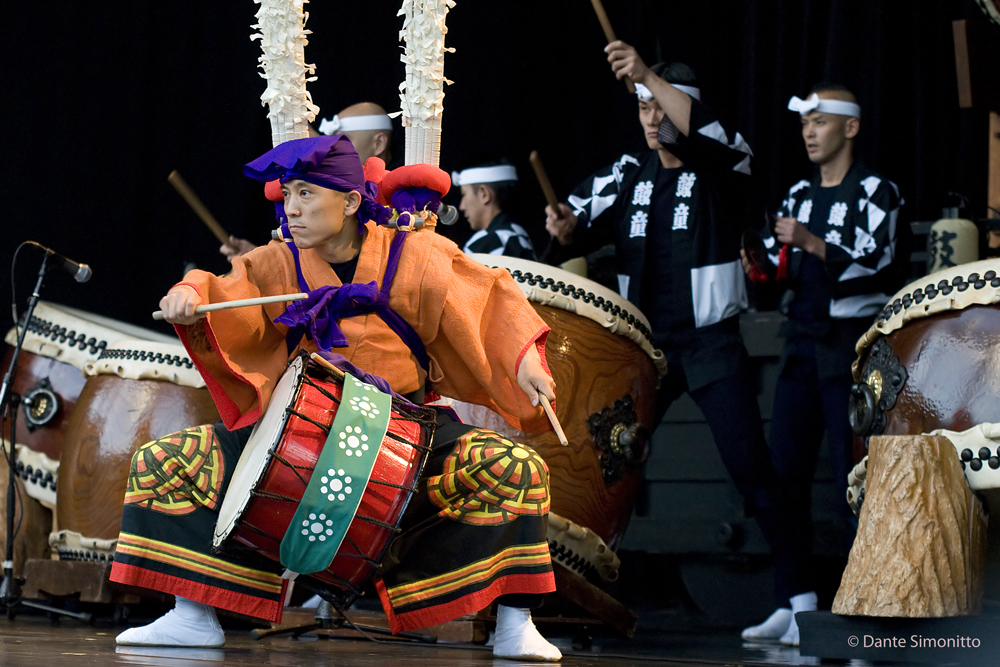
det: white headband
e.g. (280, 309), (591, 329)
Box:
(788, 94), (861, 119)
(451, 165), (518, 186)
(635, 82), (701, 102)
(318, 113), (393, 135)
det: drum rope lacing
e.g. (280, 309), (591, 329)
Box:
(229, 534), (369, 596)
(877, 269), (1000, 323)
(254, 489), (299, 503)
(270, 446), (313, 488)
(506, 269), (654, 344)
(21, 314), (110, 355)
(285, 406), (332, 438)
(96, 347), (196, 369)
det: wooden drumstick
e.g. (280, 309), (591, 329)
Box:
(152, 293), (308, 320)
(590, 0), (636, 94)
(167, 170), (239, 252)
(529, 150), (560, 212)
(538, 395), (569, 447)
(310, 352), (346, 380)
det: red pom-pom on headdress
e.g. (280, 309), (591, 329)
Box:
(264, 179), (283, 202)
(362, 157), (390, 203)
(378, 164), (451, 205)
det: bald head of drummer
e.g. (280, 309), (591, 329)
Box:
(318, 102), (393, 165)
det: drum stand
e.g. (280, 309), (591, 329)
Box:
(0, 251), (91, 624)
(251, 599), (435, 644)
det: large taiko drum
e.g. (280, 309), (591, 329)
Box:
(851, 259), (1000, 475)
(55, 340), (219, 546)
(2, 301), (179, 462)
(1, 303), (180, 569)
(468, 256), (665, 554)
(213, 355), (436, 608)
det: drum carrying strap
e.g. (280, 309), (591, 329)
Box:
(277, 230), (431, 370)
(279, 371), (393, 576)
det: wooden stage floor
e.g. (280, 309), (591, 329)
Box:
(0, 608), (924, 667)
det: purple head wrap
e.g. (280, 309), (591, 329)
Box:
(245, 135), (390, 226)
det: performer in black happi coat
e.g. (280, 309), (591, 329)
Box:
(454, 162), (536, 260)
(545, 40), (800, 642)
(741, 84), (904, 646)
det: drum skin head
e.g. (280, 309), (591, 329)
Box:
(214, 355), (303, 547)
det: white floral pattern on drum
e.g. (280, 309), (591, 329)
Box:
(278, 372), (392, 576)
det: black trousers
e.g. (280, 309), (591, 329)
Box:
(768, 355), (858, 592)
(655, 356), (808, 607)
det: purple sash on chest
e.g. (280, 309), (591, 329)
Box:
(276, 229), (431, 371)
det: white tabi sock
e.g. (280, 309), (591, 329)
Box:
(780, 591), (818, 647)
(492, 605), (562, 662)
(741, 607), (792, 641)
(116, 596), (225, 648)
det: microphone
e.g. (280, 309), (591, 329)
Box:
(437, 204), (459, 226)
(29, 242), (93, 283)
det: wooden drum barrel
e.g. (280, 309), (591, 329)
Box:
(851, 259), (1000, 446)
(56, 340), (219, 544)
(470, 256), (665, 554)
(2, 301), (179, 461)
(1, 302), (180, 569)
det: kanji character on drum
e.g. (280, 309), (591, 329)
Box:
(112, 134), (564, 661)
(453, 161), (537, 260)
(740, 84), (905, 645)
(544, 40), (803, 644)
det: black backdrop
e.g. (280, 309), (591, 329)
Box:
(2, 1), (996, 334)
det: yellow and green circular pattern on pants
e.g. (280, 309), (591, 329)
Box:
(426, 429), (550, 526)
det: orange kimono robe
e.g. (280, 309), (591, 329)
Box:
(175, 221), (551, 433)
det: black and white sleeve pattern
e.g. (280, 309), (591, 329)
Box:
(761, 179), (811, 269)
(659, 99), (754, 180)
(823, 175), (902, 316)
(563, 154), (638, 255)
(463, 223), (537, 260)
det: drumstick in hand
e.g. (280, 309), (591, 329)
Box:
(152, 293), (308, 320)
(529, 151), (560, 212)
(538, 395), (569, 447)
(531, 151), (565, 263)
(168, 170), (239, 253)
(590, 0), (636, 93)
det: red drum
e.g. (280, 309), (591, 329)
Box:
(2, 301), (178, 461)
(213, 354), (436, 606)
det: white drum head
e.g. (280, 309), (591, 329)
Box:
(84, 340), (205, 388)
(213, 355), (305, 548)
(4, 301), (178, 372)
(471, 254), (666, 376)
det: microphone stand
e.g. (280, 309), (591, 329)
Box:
(0, 251), (91, 623)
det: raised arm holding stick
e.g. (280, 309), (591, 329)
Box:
(542, 44), (810, 648)
(167, 170), (241, 255)
(589, 0), (635, 93)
